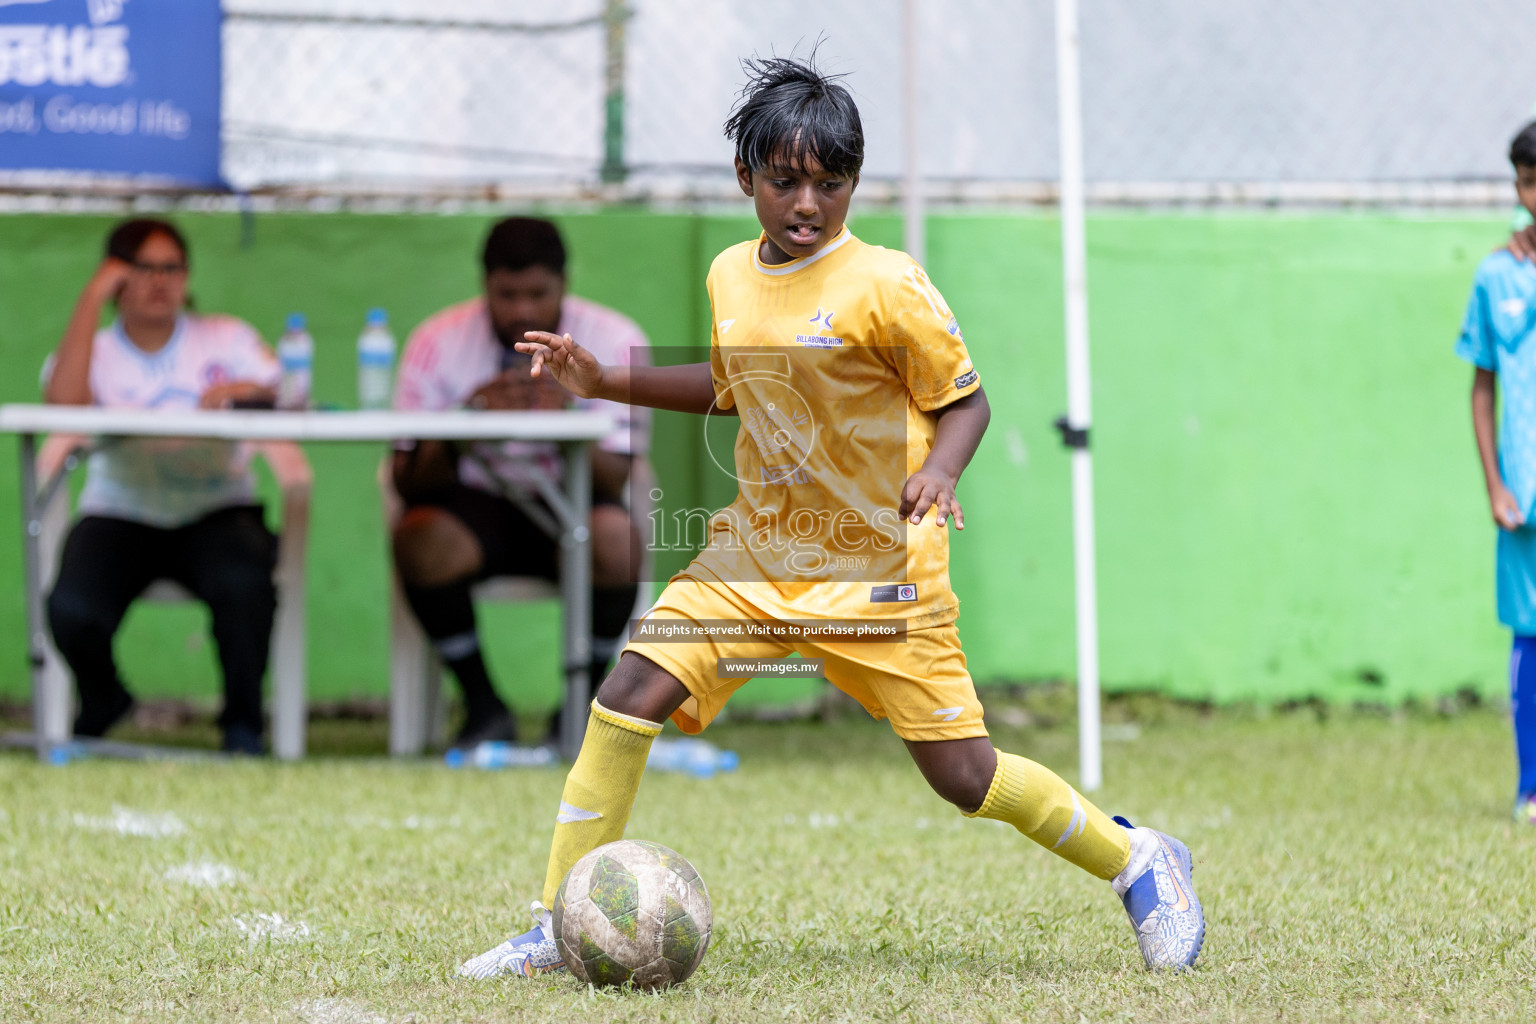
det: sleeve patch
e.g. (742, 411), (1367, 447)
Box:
(954, 369), (979, 389)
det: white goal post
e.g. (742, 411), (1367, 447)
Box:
(1054, 0), (1103, 792)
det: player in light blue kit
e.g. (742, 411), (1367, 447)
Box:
(1456, 121), (1536, 825)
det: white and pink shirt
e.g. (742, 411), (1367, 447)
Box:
(75, 314), (280, 527)
(393, 295), (650, 493)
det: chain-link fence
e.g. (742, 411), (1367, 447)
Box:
(17, 0), (1536, 204)
(223, 1), (614, 191)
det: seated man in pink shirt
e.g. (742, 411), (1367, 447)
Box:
(391, 218), (648, 749)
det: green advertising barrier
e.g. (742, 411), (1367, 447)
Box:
(0, 210), (1511, 711)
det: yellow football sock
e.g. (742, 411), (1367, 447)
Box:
(966, 749), (1130, 880)
(540, 700), (663, 906)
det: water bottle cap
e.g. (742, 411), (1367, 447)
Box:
(285, 312), (306, 331)
(366, 308), (388, 326)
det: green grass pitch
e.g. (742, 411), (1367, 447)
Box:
(0, 704), (1532, 1023)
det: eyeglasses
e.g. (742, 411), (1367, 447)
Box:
(130, 261), (188, 278)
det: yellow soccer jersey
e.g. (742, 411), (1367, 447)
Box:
(685, 228), (980, 630)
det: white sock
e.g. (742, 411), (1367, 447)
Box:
(1110, 826), (1158, 897)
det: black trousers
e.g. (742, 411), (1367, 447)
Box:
(46, 505), (277, 735)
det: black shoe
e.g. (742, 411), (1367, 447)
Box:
(452, 709), (518, 751)
(73, 686), (135, 738)
(222, 723), (266, 756)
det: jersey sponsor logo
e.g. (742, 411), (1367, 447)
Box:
(742, 403), (810, 459)
(1498, 298), (1527, 318)
(932, 706), (963, 722)
(954, 369), (979, 389)
(871, 584), (918, 602)
(760, 464), (812, 485)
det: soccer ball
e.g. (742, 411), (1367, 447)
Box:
(552, 839), (713, 990)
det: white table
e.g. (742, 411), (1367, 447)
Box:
(0, 405), (613, 763)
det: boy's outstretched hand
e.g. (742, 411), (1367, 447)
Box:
(1490, 481), (1525, 531)
(515, 331), (606, 399)
(899, 468), (965, 530)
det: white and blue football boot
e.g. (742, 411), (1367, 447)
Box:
(1111, 816), (1205, 970)
(457, 901), (566, 979)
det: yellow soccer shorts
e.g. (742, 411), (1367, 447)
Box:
(622, 576), (988, 741)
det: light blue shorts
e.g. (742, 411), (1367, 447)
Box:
(1497, 526), (1536, 634)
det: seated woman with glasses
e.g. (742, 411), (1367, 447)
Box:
(43, 218), (281, 754)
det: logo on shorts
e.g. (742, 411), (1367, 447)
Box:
(932, 707), (963, 722)
(953, 369), (978, 390)
(871, 584), (917, 603)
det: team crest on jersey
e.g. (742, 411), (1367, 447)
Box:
(871, 584), (918, 603)
(796, 307), (844, 348)
(1499, 298), (1527, 319)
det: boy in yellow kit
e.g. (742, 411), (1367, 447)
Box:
(459, 55), (1205, 979)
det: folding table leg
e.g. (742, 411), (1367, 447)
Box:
(19, 433), (67, 760)
(559, 441), (593, 761)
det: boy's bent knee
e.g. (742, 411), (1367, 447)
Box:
(904, 737), (998, 814)
(595, 652), (691, 724)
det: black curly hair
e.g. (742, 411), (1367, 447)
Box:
(724, 50), (864, 179)
(1512, 121), (1536, 169)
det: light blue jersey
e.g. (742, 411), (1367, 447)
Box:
(1456, 250), (1536, 632)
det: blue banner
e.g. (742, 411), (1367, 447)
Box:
(0, 0), (221, 186)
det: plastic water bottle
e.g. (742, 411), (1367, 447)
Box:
(356, 307), (396, 411)
(276, 313), (314, 411)
(646, 737), (739, 779)
(444, 741), (556, 770)
(46, 742), (84, 766)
